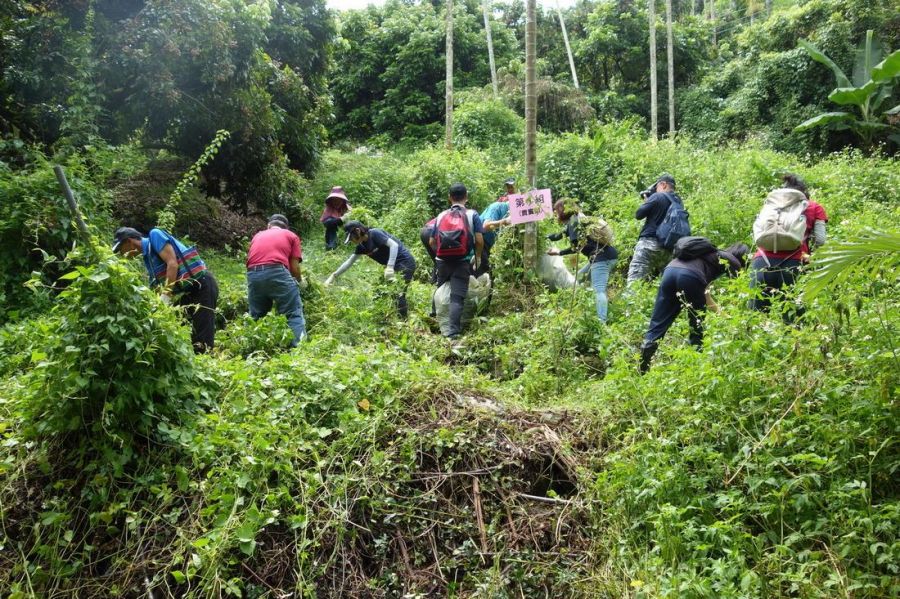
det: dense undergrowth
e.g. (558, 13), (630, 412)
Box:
(1, 124), (898, 597)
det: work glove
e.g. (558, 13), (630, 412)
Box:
(384, 266), (396, 281)
(324, 274), (336, 286)
(298, 277), (309, 291)
(471, 256), (481, 272)
(160, 292), (173, 306)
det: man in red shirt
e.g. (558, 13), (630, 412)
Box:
(750, 174), (827, 318)
(246, 214), (307, 345)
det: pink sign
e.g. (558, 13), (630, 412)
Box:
(507, 189), (552, 224)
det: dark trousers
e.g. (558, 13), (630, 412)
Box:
(749, 257), (804, 320)
(644, 267), (706, 347)
(323, 217), (342, 250)
(176, 272), (219, 354)
(436, 259), (472, 337)
(396, 263), (416, 318)
(420, 226), (438, 284)
(473, 247), (491, 278)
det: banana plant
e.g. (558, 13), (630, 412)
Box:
(795, 30), (900, 148)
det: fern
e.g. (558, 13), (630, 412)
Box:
(802, 228), (900, 301)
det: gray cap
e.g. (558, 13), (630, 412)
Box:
(656, 173), (676, 186)
(268, 213), (289, 228)
(112, 227), (142, 252)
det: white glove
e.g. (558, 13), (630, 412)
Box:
(324, 274), (335, 286)
(298, 277), (309, 291)
(384, 266), (396, 281)
(160, 292), (173, 305)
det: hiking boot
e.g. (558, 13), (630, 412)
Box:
(639, 340), (658, 374)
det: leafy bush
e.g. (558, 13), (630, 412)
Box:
(23, 253), (201, 440)
(454, 99), (524, 152)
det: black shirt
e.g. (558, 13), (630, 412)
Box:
(636, 192), (681, 239)
(355, 229), (416, 269)
(669, 250), (742, 286)
(549, 217), (619, 263)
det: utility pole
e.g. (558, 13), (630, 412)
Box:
(556, 0), (579, 89)
(524, 0), (537, 271)
(483, 0), (498, 98)
(649, 0), (658, 140)
(666, 0), (675, 135)
(445, 0), (454, 149)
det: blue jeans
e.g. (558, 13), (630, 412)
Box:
(590, 259), (616, 322)
(644, 267), (706, 347)
(247, 266), (306, 346)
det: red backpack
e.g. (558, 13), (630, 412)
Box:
(434, 205), (475, 259)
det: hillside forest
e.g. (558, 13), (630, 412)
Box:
(1, 0), (899, 597)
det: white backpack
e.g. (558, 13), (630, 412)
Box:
(753, 189), (809, 252)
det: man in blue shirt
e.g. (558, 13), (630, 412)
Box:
(325, 221), (417, 318)
(113, 226), (219, 353)
(626, 173), (682, 286)
(430, 183), (485, 338)
(477, 178), (514, 276)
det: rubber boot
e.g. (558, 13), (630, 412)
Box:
(639, 340), (658, 374)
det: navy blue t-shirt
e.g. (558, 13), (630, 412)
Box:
(636, 192), (681, 239)
(355, 228), (415, 270)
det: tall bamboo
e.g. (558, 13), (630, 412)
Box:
(666, 0), (674, 135)
(556, 0), (579, 89)
(445, 0), (454, 150)
(482, 0), (498, 98)
(649, 0), (658, 140)
(524, 0), (537, 271)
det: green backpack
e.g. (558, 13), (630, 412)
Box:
(577, 215), (614, 248)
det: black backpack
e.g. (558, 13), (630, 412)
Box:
(673, 236), (717, 260)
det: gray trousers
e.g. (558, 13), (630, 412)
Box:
(627, 237), (664, 286)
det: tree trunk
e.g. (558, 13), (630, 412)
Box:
(765, 0), (771, 15)
(556, 0), (579, 89)
(666, 0), (674, 135)
(711, 0), (717, 48)
(649, 0), (658, 140)
(482, 0), (498, 99)
(445, 0), (454, 150)
(524, 0), (537, 271)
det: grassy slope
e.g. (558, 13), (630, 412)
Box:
(1, 131), (898, 597)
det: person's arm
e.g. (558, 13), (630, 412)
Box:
(289, 256), (302, 281)
(331, 254), (358, 279)
(473, 233), (485, 268)
(384, 237), (399, 268)
(157, 243), (180, 290)
(635, 194), (659, 220)
(547, 231), (564, 241)
(705, 289), (719, 313)
(812, 220), (826, 248)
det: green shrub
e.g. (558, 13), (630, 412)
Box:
(454, 99), (524, 152)
(23, 253), (201, 440)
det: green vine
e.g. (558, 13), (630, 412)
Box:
(157, 129), (231, 231)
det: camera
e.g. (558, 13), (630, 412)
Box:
(640, 183), (657, 199)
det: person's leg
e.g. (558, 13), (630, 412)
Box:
(748, 256), (772, 311)
(191, 273), (218, 353)
(396, 265), (415, 318)
(446, 261), (471, 337)
(247, 271), (274, 319)
(473, 247), (491, 278)
(678, 272), (707, 348)
(323, 217), (342, 250)
(627, 238), (660, 286)
(590, 259), (615, 323)
(643, 269), (682, 344)
(776, 260), (803, 323)
(269, 268), (306, 345)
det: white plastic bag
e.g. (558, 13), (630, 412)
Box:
(434, 273), (492, 336)
(538, 253), (575, 290)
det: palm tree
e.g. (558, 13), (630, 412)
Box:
(556, 0), (579, 89)
(649, 0), (658, 140)
(802, 229), (900, 301)
(524, 0), (537, 270)
(445, 0), (454, 150)
(666, 0), (675, 135)
(482, 0), (498, 98)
